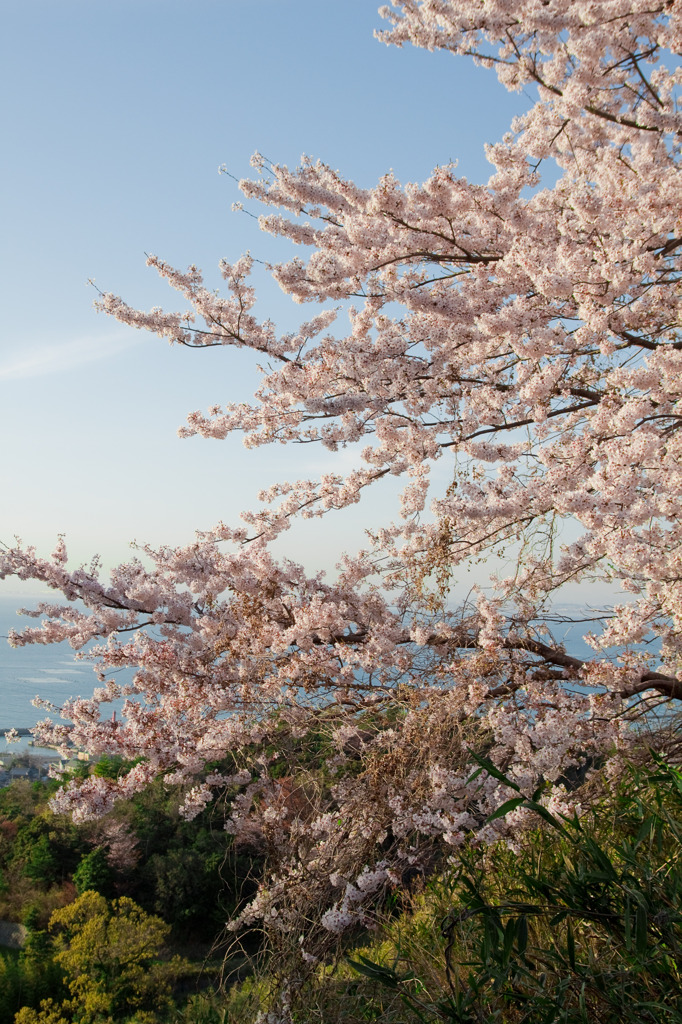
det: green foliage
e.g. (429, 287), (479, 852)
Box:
(23, 835), (60, 885)
(92, 755), (144, 780)
(5, 744), (682, 1024)
(23, 903), (43, 929)
(11, 815), (85, 888)
(70, 761), (89, 782)
(348, 752), (682, 1023)
(0, 779), (42, 821)
(0, 774), (233, 1020)
(147, 848), (217, 927)
(0, 932), (67, 1023)
(73, 848), (112, 897)
(126, 778), (258, 938)
(14, 998), (71, 1024)
(17, 890), (193, 1023)
(0, 768), (250, 945)
(92, 754), (127, 779)
(51, 891), (175, 1016)
(0, 952), (29, 1023)
(173, 992), (231, 1024)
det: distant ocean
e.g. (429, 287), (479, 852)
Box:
(0, 596), (134, 743)
(0, 596), (90, 730)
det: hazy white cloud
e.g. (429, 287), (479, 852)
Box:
(0, 332), (140, 382)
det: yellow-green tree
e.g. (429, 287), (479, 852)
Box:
(15, 1000), (70, 1024)
(15, 890), (188, 1024)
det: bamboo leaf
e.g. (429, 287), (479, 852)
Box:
(566, 919), (576, 971)
(467, 751), (521, 792)
(485, 797), (526, 823)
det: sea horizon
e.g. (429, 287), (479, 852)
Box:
(0, 595), (129, 730)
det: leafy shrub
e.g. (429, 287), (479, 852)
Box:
(349, 753), (682, 1023)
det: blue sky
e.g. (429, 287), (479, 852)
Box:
(0, 0), (531, 597)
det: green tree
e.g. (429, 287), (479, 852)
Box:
(0, 937), (66, 1023)
(92, 755), (125, 780)
(46, 890), (187, 1022)
(14, 999), (70, 1024)
(72, 849), (112, 897)
(23, 835), (59, 886)
(12, 815), (85, 887)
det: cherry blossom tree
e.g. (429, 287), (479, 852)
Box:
(2, 0), (682, 977)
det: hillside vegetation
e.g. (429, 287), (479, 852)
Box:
(1, 732), (681, 1023)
